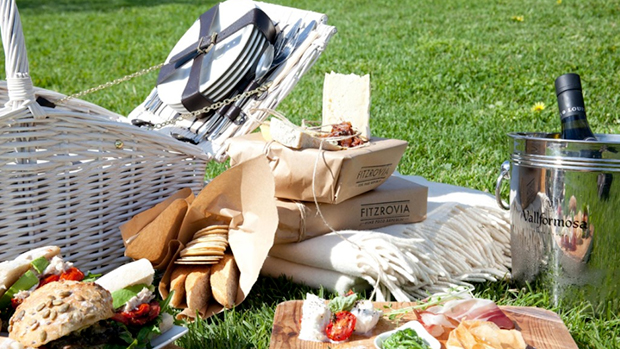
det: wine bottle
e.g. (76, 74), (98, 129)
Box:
(555, 73), (596, 141)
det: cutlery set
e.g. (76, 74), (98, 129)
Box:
(128, 1), (319, 147)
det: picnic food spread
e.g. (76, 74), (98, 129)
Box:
(296, 293), (528, 348)
(0, 249), (175, 349)
(0, 0), (594, 347)
(0, 247), (86, 330)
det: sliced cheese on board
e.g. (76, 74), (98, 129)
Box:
(269, 117), (340, 150)
(322, 72), (371, 140)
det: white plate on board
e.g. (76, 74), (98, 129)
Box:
(1, 325), (188, 349)
(151, 325), (189, 349)
(373, 321), (440, 349)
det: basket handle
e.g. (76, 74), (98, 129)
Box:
(0, 0), (43, 115)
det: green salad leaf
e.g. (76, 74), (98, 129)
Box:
(82, 271), (102, 282)
(382, 328), (430, 349)
(328, 292), (358, 313)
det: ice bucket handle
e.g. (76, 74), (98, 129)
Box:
(495, 160), (510, 210)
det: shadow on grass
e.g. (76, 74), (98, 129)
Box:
(16, 0), (213, 13)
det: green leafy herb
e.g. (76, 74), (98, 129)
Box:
(328, 293), (358, 313)
(386, 286), (472, 321)
(382, 328), (430, 349)
(160, 289), (174, 315)
(82, 272), (102, 283)
(136, 321), (162, 349)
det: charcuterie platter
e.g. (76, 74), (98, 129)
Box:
(269, 301), (578, 349)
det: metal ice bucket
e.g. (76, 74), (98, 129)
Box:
(496, 132), (620, 314)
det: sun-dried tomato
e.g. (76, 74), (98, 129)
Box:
(326, 122), (365, 148)
(59, 267), (85, 282)
(38, 274), (60, 288)
(10, 297), (23, 309)
(111, 301), (161, 327)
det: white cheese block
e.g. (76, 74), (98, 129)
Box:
(269, 117), (340, 150)
(299, 293), (331, 342)
(322, 72), (371, 140)
(95, 258), (154, 292)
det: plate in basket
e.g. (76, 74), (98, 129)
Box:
(205, 30), (268, 101)
(157, 0), (258, 112)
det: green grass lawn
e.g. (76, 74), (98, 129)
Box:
(3, 0), (620, 347)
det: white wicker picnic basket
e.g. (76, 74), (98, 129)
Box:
(0, 0), (211, 273)
(0, 0), (335, 274)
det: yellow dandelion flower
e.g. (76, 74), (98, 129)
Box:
(557, 0), (562, 4)
(532, 102), (546, 112)
(511, 15), (524, 22)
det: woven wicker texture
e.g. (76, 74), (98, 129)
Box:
(0, 0), (210, 273)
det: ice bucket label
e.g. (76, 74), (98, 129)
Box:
(520, 210), (588, 230)
(360, 200), (410, 226)
(356, 164), (392, 187)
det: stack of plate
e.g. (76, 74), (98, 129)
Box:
(157, 0), (271, 113)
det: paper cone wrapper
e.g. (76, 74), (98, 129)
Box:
(159, 156), (278, 319)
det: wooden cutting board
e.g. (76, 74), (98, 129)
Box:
(269, 301), (578, 349)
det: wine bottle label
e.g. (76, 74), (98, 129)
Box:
(560, 110), (587, 121)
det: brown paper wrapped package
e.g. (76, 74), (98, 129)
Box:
(226, 133), (408, 204)
(275, 175), (428, 244)
(121, 188), (194, 269)
(156, 156), (278, 320)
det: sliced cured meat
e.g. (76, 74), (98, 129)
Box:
(417, 298), (515, 337)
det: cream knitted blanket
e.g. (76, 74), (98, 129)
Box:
(262, 175), (511, 301)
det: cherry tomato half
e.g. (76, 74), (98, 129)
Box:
(325, 311), (356, 342)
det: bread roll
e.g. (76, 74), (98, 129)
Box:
(169, 265), (193, 308)
(185, 266), (212, 314)
(9, 280), (114, 348)
(210, 254), (239, 309)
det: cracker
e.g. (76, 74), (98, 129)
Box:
(180, 248), (226, 257)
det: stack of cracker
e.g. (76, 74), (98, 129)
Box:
(176, 225), (230, 265)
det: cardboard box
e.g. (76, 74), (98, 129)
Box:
(275, 176), (428, 244)
(226, 133), (408, 204)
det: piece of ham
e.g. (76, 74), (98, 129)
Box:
(416, 298), (514, 337)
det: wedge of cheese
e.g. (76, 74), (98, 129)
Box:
(322, 72), (371, 140)
(269, 117), (340, 150)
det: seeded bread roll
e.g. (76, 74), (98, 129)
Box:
(8, 280), (114, 348)
(210, 253), (239, 309)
